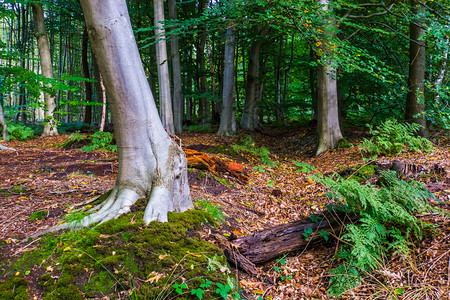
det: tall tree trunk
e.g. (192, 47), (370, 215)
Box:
(169, 0), (183, 134)
(217, 27), (236, 136)
(405, 1), (428, 137)
(0, 102), (8, 141)
(78, 0), (192, 226)
(154, 0), (175, 134)
(32, 3), (58, 137)
(240, 36), (265, 130)
(92, 56), (107, 131)
(197, 1), (210, 124)
(82, 27), (93, 127)
(315, 0), (344, 156)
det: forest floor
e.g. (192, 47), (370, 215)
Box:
(0, 126), (449, 299)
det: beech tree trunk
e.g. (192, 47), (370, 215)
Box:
(217, 27), (236, 136)
(169, 0), (183, 134)
(405, 1), (428, 137)
(315, 0), (344, 156)
(32, 3), (58, 137)
(240, 38), (264, 130)
(0, 103), (8, 141)
(77, 0), (192, 226)
(154, 0), (175, 134)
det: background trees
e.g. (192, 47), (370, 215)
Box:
(0, 0), (448, 152)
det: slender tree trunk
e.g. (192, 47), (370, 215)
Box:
(196, 1), (210, 124)
(154, 0), (175, 134)
(217, 27), (236, 136)
(434, 37), (448, 103)
(315, 0), (344, 155)
(77, 0), (192, 226)
(0, 103), (8, 141)
(169, 0), (183, 134)
(82, 27), (93, 126)
(405, 1), (428, 137)
(240, 37), (264, 130)
(32, 3), (58, 137)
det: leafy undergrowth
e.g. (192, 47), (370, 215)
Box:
(0, 207), (238, 299)
(0, 128), (449, 299)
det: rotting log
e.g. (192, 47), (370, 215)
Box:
(222, 211), (358, 274)
(183, 148), (248, 182)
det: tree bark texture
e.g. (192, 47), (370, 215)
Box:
(169, 0), (183, 134)
(217, 27), (236, 136)
(32, 3), (58, 137)
(0, 103), (8, 141)
(405, 1), (428, 137)
(79, 0), (192, 226)
(315, 0), (344, 155)
(240, 38), (264, 130)
(82, 27), (93, 126)
(154, 0), (175, 134)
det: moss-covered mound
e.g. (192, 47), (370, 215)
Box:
(1, 209), (237, 299)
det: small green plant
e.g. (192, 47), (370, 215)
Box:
(359, 118), (434, 156)
(68, 131), (85, 142)
(232, 135), (276, 167)
(29, 210), (48, 221)
(320, 171), (439, 296)
(11, 184), (26, 194)
(81, 131), (117, 152)
(6, 122), (35, 141)
(293, 161), (316, 173)
(303, 227), (313, 240)
(195, 200), (225, 224)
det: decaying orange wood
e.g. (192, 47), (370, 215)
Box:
(183, 148), (247, 182)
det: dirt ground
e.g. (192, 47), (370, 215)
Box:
(1, 127), (449, 299)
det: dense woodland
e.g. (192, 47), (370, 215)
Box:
(0, 0), (449, 299)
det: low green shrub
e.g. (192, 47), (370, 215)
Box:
(232, 135), (276, 167)
(320, 171), (439, 296)
(6, 122), (35, 141)
(81, 131), (117, 152)
(359, 118), (434, 156)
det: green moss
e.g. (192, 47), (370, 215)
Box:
(29, 210), (48, 221)
(11, 185), (26, 194)
(4, 208), (230, 299)
(337, 138), (353, 149)
(206, 144), (240, 157)
(0, 275), (29, 299)
(345, 164), (378, 182)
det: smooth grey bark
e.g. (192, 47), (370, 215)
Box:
(405, 1), (428, 137)
(315, 0), (344, 156)
(196, 1), (210, 124)
(32, 3), (58, 137)
(77, 0), (192, 226)
(434, 37), (448, 103)
(240, 38), (264, 130)
(217, 27), (236, 136)
(169, 0), (183, 134)
(0, 103), (8, 141)
(154, 0), (175, 134)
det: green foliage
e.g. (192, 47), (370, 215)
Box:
(293, 161), (316, 173)
(195, 200), (225, 224)
(68, 131), (85, 142)
(232, 135), (276, 167)
(29, 210), (48, 221)
(5, 122), (35, 141)
(81, 131), (117, 152)
(188, 125), (216, 132)
(359, 119), (434, 156)
(321, 171), (439, 296)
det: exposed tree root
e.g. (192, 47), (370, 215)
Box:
(0, 143), (15, 151)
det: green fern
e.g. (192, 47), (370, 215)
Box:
(231, 135), (276, 167)
(6, 123), (35, 141)
(359, 118), (434, 156)
(81, 131), (117, 152)
(321, 171), (439, 296)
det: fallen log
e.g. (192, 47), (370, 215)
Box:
(223, 211), (358, 274)
(0, 143), (15, 151)
(183, 148), (248, 182)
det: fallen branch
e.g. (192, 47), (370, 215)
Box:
(0, 143), (15, 151)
